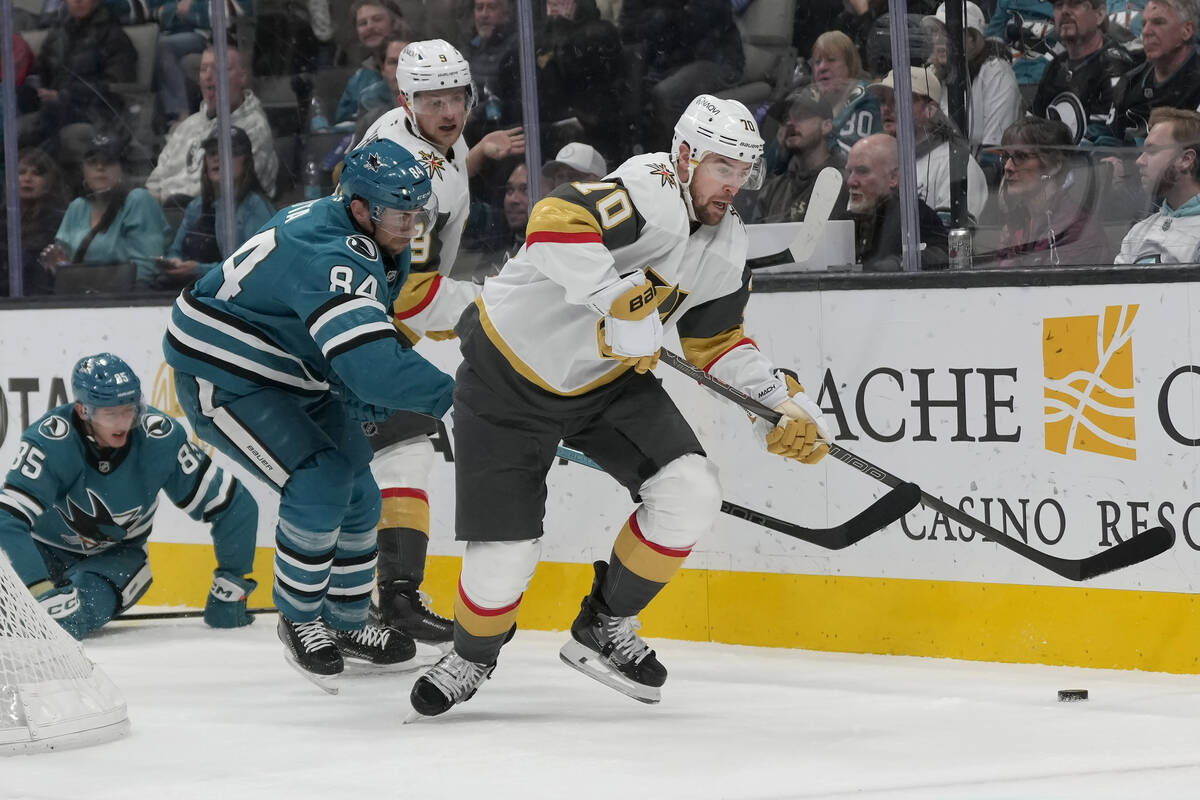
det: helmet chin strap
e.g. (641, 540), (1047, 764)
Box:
(676, 154), (700, 223)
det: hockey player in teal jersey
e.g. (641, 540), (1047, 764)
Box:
(163, 138), (455, 690)
(0, 354), (259, 640)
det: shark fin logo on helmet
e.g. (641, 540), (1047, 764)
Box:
(38, 415), (71, 440)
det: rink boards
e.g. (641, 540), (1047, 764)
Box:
(2, 280), (1200, 673)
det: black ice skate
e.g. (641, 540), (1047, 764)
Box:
(331, 621), (417, 666)
(277, 616), (343, 694)
(406, 650), (496, 722)
(558, 561), (667, 704)
(375, 581), (453, 644)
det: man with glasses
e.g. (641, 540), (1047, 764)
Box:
(1033, 0), (1134, 142)
(1116, 107), (1200, 262)
(354, 39), (523, 651)
(407, 94), (831, 719)
(164, 140), (455, 690)
(0, 353), (259, 639)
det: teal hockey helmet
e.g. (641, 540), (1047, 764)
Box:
(71, 353), (143, 419)
(340, 139), (438, 237)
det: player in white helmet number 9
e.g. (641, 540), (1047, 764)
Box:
(671, 95), (766, 224)
(395, 39), (477, 125)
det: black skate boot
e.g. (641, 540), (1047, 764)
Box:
(332, 621), (417, 666)
(277, 616), (343, 694)
(375, 581), (453, 644)
(558, 561), (667, 704)
(407, 650), (496, 721)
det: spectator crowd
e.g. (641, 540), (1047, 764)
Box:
(4, 0), (1200, 293)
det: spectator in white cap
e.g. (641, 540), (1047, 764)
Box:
(869, 65), (990, 222)
(927, 1), (1023, 148)
(542, 142), (608, 190)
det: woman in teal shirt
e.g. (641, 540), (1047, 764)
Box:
(48, 136), (169, 290)
(158, 125), (274, 289)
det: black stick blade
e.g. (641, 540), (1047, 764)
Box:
(1075, 525), (1176, 581)
(834, 482), (922, 548)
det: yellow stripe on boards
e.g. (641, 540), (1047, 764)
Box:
(138, 543), (1200, 674)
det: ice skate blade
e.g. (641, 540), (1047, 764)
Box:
(558, 639), (661, 704)
(402, 707), (428, 724)
(342, 657), (421, 673)
(283, 653), (341, 695)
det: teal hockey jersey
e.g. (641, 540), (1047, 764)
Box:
(0, 405), (256, 587)
(163, 196), (454, 417)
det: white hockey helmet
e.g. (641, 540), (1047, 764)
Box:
(396, 39), (477, 121)
(671, 94), (766, 190)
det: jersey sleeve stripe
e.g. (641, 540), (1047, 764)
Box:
(203, 471), (234, 516)
(526, 230), (605, 246)
(179, 292), (304, 366)
(1, 484), (44, 517)
(308, 295), (387, 338)
(322, 322), (400, 360)
(394, 272), (442, 320)
(679, 329), (755, 372)
(202, 475), (236, 520)
(0, 495), (36, 526)
(182, 460), (219, 515)
(166, 322), (329, 393)
(526, 196), (604, 241)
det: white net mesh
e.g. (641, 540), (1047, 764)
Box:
(0, 552), (129, 754)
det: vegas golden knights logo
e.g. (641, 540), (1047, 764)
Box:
(1043, 305), (1138, 461)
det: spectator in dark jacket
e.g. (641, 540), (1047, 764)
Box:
(846, 133), (949, 270)
(496, 0), (625, 159)
(752, 88), (850, 223)
(465, 0), (517, 138)
(29, 0), (137, 164)
(620, 0), (745, 149)
(1, 148), (69, 296)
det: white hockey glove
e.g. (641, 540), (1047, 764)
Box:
(587, 270), (664, 374)
(754, 370), (831, 465)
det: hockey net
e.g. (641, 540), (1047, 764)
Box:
(0, 552), (129, 754)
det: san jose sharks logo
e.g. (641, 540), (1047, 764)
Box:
(648, 163), (676, 188)
(57, 489), (144, 550)
(38, 415), (70, 440)
(418, 149), (446, 180)
(141, 413), (173, 438)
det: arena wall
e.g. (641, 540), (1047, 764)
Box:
(3, 273), (1199, 673)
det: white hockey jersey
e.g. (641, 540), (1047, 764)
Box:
(462, 153), (790, 406)
(1115, 201), (1200, 264)
(358, 109), (480, 341)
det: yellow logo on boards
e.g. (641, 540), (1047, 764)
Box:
(1043, 305), (1138, 460)
(151, 363), (214, 457)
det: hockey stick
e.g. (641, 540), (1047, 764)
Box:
(118, 608), (278, 621)
(555, 445), (918, 550)
(658, 348), (1175, 581)
(747, 167), (843, 268)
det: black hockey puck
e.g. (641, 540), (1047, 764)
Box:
(1057, 689), (1088, 702)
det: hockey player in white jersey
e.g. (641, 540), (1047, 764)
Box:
(354, 39), (524, 646)
(408, 95), (833, 719)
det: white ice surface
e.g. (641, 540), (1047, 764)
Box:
(4, 618), (1200, 800)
